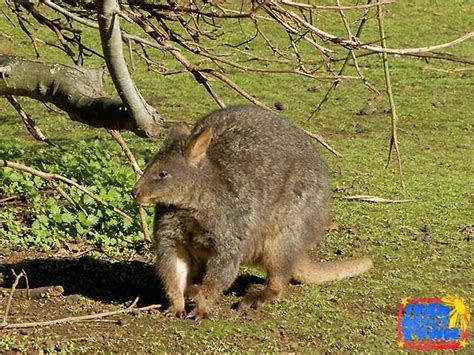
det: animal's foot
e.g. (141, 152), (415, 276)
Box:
(163, 305), (185, 318)
(237, 293), (266, 311)
(187, 306), (212, 320)
(237, 288), (282, 312)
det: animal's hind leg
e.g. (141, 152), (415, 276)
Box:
(238, 236), (294, 311)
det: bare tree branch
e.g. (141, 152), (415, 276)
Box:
(95, 0), (162, 137)
(377, 4), (404, 188)
(40, 0), (172, 52)
(309, 0), (373, 119)
(0, 55), (154, 136)
(108, 130), (152, 243)
(5, 96), (53, 145)
(266, 1), (473, 55)
(280, 0), (397, 11)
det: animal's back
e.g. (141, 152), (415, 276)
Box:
(192, 105), (330, 245)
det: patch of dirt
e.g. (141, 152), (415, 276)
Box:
(0, 249), (276, 352)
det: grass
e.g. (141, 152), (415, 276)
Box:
(0, 0), (473, 352)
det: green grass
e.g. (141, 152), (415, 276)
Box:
(0, 0), (473, 352)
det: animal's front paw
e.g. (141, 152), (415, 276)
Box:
(163, 305), (185, 318)
(237, 294), (265, 312)
(187, 306), (212, 320)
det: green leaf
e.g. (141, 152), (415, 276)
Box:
(87, 214), (99, 226)
(37, 214), (49, 225)
(61, 213), (75, 224)
(82, 194), (94, 205)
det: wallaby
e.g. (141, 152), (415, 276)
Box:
(132, 105), (372, 318)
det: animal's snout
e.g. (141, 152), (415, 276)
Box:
(131, 186), (141, 200)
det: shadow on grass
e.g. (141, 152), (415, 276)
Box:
(0, 256), (264, 307)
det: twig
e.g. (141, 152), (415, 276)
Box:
(1, 160), (133, 221)
(124, 7), (226, 109)
(268, 1), (473, 55)
(6, 96), (53, 145)
(40, 0), (172, 52)
(204, 70), (270, 110)
(0, 194), (20, 204)
(361, 31), (474, 55)
(9, 3), (41, 58)
(308, 0), (373, 119)
(0, 30), (13, 41)
(1, 270), (24, 327)
(1, 6), (16, 27)
(137, 207), (152, 243)
(335, 0), (380, 99)
(377, 4), (405, 188)
(18, 0), (78, 64)
(341, 195), (412, 203)
(108, 130), (142, 175)
(193, 45), (362, 81)
(262, 5), (333, 54)
(21, 269), (30, 299)
(303, 129), (342, 158)
(50, 180), (87, 214)
(280, 0), (397, 10)
(0, 297), (162, 329)
(108, 130), (152, 243)
(333, 50), (474, 65)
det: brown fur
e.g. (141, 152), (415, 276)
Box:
(132, 105), (373, 318)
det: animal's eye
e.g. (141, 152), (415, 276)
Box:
(155, 170), (169, 179)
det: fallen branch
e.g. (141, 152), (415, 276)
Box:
(341, 195), (413, 203)
(1, 160), (133, 221)
(0, 285), (64, 299)
(0, 297), (162, 329)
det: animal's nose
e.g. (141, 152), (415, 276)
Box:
(131, 186), (140, 199)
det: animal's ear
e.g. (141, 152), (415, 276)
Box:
(186, 127), (213, 164)
(169, 124), (190, 142)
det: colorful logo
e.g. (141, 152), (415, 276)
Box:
(397, 295), (470, 350)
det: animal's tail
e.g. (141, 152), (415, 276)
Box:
(292, 254), (373, 284)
